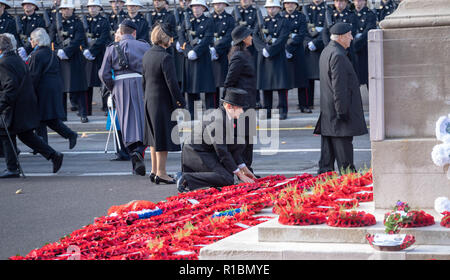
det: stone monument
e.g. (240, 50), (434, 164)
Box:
(368, 0), (450, 210)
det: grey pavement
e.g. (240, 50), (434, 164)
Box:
(0, 88), (371, 260)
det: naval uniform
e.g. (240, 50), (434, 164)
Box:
(124, 12), (149, 43)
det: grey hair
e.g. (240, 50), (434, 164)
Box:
(330, 34), (340, 41)
(0, 34), (13, 53)
(30, 27), (51, 47)
(2, 33), (17, 50)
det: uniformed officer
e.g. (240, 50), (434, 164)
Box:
(46, 0), (60, 24)
(177, 0), (216, 118)
(56, 0), (89, 123)
(232, 0), (260, 109)
(173, 0), (192, 85)
(108, 0), (126, 35)
(376, 0), (397, 23)
(17, 0), (46, 58)
(151, 0), (176, 32)
(282, 0), (309, 113)
(0, 0), (19, 43)
(252, 0), (291, 120)
(124, 0), (149, 42)
(82, 0), (111, 116)
(302, 0), (329, 112)
(210, 0), (234, 108)
(352, 0), (376, 87)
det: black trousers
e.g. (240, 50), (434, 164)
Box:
(297, 87), (310, 110)
(318, 135), (356, 174)
(263, 89), (288, 116)
(307, 79), (316, 108)
(181, 144), (234, 189)
(1, 129), (56, 171)
(187, 92), (216, 118)
(63, 91), (88, 118)
(36, 119), (76, 144)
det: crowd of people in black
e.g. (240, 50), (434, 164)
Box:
(0, 0), (400, 185)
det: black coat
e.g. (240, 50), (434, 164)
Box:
(178, 14), (216, 94)
(84, 14), (111, 87)
(353, 7), (377, 86)
(27, 46), (65, 121)
(124, 13), (149, 43)
(283, 10), (308, 89)
(232, 5), (258, 73)
(302, 2), (328, 80)
(211, 11), (235, 88)
(376, 0), (397, 22)
(316, 41), (367, 137)
(0, 11), (20, 46)
(19, 12), (46, 52)
(253, 13), (292, 91)
(58, 15), (88, 93)
(182, 106), (245, 175)
(0, 51), (40, 135)
(173, 7), (192, 83)
(224, 49), (257, 109)
(107, 10), (127, 34)
(150, 8), (176, 35)
(142, 45), (186, 151)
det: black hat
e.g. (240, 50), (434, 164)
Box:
(231, 25), (252, 46)
(158, 22), (174, 38)
(330, 22), (352, 35)
(120, 19), (138, 30)
(221, 88), (248, 108)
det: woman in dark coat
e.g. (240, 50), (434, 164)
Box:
(28, 28), (77, 149)
(143, 23), (186, 184)
(224, 25), (256, 171)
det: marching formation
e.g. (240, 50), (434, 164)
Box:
(0, 0), (400, 183)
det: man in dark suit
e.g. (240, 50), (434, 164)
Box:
(315, 23), (367, 175)
(0, 34), (63, 178)
(177, 88), (256, 192)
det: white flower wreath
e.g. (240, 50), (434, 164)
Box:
(436, 114), (450, 143)
(432, 114), (450, 168)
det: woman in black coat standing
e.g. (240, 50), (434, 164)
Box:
(143, 23), (186, 184)
(28, 28), (78, 149)
(223, 25), (256, 171)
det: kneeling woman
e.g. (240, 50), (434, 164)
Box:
(142, 24), (186, 184)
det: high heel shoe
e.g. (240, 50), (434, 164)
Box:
(154, 175), (176, 185)
(149, 173), (156, 182)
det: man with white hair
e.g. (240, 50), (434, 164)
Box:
(315, 22), (367, 175)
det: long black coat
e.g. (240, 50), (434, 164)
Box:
(211, 11), (235, 88)
(178, 14), (216, 94)
(353, 7), (377, 86)
(27, 46), (65, 121)
(124, 13), (149, 43)
(0, 51), (40, 135)
(316, 41), (367, 137)
(283, 10), (308, 89)
(182, 106), (245, 175)
(252, 13), (292, 91)
(58, 15), (88, 93)
(376, 0), (397, 22)
(174, 7), (192, 83)
(224, 49), (257, 109)
(84, 14), (111, 87)
(142, 45), (186, 151)
(19, 12), (46, 52)
(0, 11), (20, 46)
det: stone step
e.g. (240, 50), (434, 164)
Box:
(199, 217), (450, 260)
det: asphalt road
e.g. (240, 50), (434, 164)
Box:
(0, 90), (371, 260)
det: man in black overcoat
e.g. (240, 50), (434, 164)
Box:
(315, 23), (367, 175)
(177, 88), (257, 192)
(0, 34), (63, 178)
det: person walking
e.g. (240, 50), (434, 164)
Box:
(143, 24), (185, 184)
(0, 34), (63, 178)
(315, 23), (367, 175)
(99, 19), (150, 176)
(28, 28), (78, 149)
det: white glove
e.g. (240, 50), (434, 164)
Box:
(316, 27), (324, 33)
(355, 33), (363, 39)
(308, 41), (317, 51)
(262, 48), (270, 58)
(57, 49), (69, 60)
(285, 50), (293, 59)
(18, 47), (27, 61)
(176, 41), (183, 53)
(83, 49), (95, 61)
(187, 50), (198, 60)
(209, 47), (218, 60)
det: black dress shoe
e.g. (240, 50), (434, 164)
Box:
(80, 117), (89, 123)
(155, 176), (176, 185)
(149, 173), (156, 182)
(0, 169), (20, 178)
(51, 152), (64, 173)
(177, 175), (189, 193)
(280, 113), (287, 120)
(131, 152), (146, 176)
(69, 133), (78, 150)
(300, 108), (312, 113)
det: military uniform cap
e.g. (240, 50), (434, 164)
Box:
(264, 0), (282, 8)
(124, 0), (143, 7)
(59, 0), (75, 9)
(120, 19), (138, 30)
(87, 0), (102, 8)
(21, 0), (39, 10)
(330, 22), (352, 35)
(211, 0), (229, 6)
(189, 0), (208, 9)
(0, 0), (11, 9)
